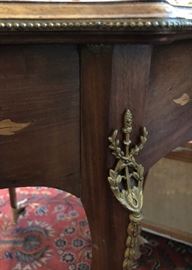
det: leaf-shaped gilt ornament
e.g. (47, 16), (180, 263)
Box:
(108, 109), (148, 269)
(0, 119), (31, 135)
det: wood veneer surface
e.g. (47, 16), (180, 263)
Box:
(0, 2), (189, 19)
(0, 45), (80, 195)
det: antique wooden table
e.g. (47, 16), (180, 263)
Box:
(0, 1), (191, 269)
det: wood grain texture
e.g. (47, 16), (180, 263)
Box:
(1, 32), (192, 46)
(81, 42), (192, 269)
(0, 45), (80, 196)
(80, 45), (152, 270)
(166, 142), (192, 163)
(0, 2), (190, 20)
(81, 45), (114, 270)
(140, 41), (192, 170)
(0, 29), (191, 270)
(0, 1), (191, 44)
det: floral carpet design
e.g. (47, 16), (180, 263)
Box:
(0, 187), (91, 270)
(139, 232), (192, 270)
(0, 187), (191, 270)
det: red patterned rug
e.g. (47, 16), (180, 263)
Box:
(0, 187), (191, 270)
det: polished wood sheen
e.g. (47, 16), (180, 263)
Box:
(81, 45), (152, 269)
(0, 1), (191, 43)
(166, 142), (192, 163)
(0, 45), (80, 196)
(141, 41), (192, 170)
(0, 1), (191, 20)
(0, 1), (191, 270)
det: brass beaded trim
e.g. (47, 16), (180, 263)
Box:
(0, 18), (191, 32)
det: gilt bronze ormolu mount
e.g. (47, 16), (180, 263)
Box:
(108, 109), (148, 270)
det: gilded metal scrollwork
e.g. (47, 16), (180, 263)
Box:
(108, 109), (148, 270)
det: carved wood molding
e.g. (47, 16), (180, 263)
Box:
(0, 2), (191, 33)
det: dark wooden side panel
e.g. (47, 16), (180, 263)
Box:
(140, 41), (192, 170)
(81, 42), (192, 270)
(81, 45), (152, 270)
(81, 46), (113, 270)
(0, 45), (80, 196)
